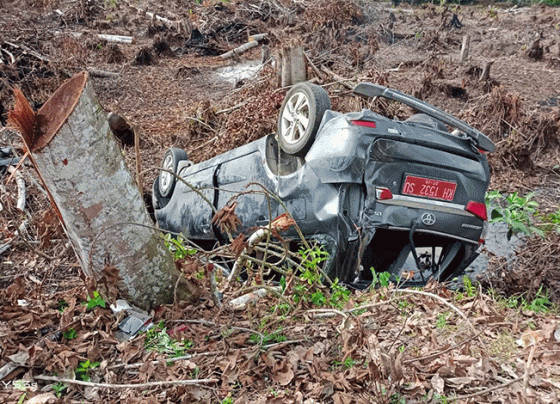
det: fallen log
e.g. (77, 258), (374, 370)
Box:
(6, 166), (25, 212)
(88, 69), (120, 79)
(97, 34), (133, 44)
(146, 12), (174, 27)
(8, 72), (196, 310)
(248, 33), (267, 42)
(53, 31), (135, 45)
(220, 40), (259, 59)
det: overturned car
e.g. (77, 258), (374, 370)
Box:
(152, 82), (494, 287)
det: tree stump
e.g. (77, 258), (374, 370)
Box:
(460, 34), (470, 63)
(9, 72), (195, 310)
(278, 45), (307, 87)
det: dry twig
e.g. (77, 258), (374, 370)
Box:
(393, 289), (475, 332)
(34, 375), (217, 388)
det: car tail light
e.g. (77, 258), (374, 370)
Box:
(465, 201), (487, 221)
(478, 149), (487, 154)
(351, 120), (376, 129)
(376, 187), (393, 200)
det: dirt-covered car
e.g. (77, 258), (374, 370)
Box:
(152, 82), (495, 287)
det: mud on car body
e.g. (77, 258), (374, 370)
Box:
(152, 82), (494, 288)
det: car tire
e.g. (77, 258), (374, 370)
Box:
(277, 82), (331, 157)
(158, 148), (188, 198)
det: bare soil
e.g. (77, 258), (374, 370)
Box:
(1, 0), (560, 403)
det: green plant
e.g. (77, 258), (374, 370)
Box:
(332, 357), (356, 369)
(85, 291), (106, 310)
(311, 290), (326, 306)
(298, 244), (329, 280)
(486, 6), (498, 19)
(163, 233), (197, 260)
(486, 191), (544, 238)
(51, 382), (68, 397)
(436, 312), (448, 329)
(462, 275), (477, 298)
(145, 321), (193, 357)
(432, 393), (450, 404)
(329, 279), (351, 309)
(390, 393), (406, 404)
(291, 244), (330, 305)
(272, 302), (291, 316)
(397, 299), (411, 313)
(490, 286), (552, 314)
(293, 283), (307, 304)
(63, 328), (77, 340)
(249, 328), (286, 345)
(57, 300), (68, 312)
(75, 360), (99, 381)
(523, 286), (552, 313)
(541, 208), (560, 234)
(369, 268), (392, 290)
(221, 396), (233, 404)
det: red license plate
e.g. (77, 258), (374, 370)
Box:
(402, 175), (457, 201)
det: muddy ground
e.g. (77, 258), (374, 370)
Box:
(1, 0), (560, 403)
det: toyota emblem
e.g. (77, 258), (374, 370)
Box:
(421, 213), (436, 226)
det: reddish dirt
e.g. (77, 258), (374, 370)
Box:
(2, 1), (560, 403)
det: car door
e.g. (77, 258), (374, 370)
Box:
(215, 148), (278, 237)
(172, 164), (216, 240)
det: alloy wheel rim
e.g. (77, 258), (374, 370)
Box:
(280, 92), (310, 145)
(160, 154), (174, 192)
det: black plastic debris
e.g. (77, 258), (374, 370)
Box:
(183, 29), (221, 56)
(110, 300), (153, 341)
(449, 14), (463, 29)
(132, 47), (157, 66)
(0, 148), (19, 178)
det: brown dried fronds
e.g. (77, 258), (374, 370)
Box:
(230, 233), (248, 259)
(460, 86), (522, 141)
(103, 43), (125, 64)
(417, 30), (443, 51)
(211, 201), (242, 233)
(521, 109), (560, 151)
(8, 87), (37, 147)
(480, 233), (560, 304)
(304, 0), (365, 29)
(271, 213), (296, 232)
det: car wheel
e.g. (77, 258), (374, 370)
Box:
(277, 82), (331, 157)
(158, 148), (188, 198)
